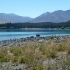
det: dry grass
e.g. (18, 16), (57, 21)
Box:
(0, 36), (70, 70)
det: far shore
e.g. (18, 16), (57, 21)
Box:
(0, 28), (70, 30)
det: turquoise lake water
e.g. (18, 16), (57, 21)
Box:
(0, 29), (70, 40)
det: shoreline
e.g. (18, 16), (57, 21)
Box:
(0, 35), (69, 47)
(1, 28), (70, 30)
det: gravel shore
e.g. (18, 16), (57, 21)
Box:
(0, 35), (69, 47)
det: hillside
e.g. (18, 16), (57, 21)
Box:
(0, 13), (33, 23)
(31, 10), (70, 23)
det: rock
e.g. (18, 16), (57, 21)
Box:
(14, 67), (21, 70)
(30, 36), (34, 38)
(1, 64), (6, 67)
(36, 34), (40, 37)
(38, 39), (43, 43)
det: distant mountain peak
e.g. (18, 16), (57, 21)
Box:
(43, 12), (50, 16)
(54, 10), (63, 12)
(31, 9), (70, 23)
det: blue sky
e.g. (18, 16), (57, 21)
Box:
(0, 0), (70, 18)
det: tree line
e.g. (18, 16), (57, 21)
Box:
(0, 21), (70, 29)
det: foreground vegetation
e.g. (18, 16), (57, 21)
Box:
(0, 36), (70, 70)
(0, 20), (70, 29)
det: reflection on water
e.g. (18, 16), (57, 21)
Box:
(0, 29), (70, 40)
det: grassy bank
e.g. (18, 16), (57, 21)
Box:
(0, 36), (70, 70)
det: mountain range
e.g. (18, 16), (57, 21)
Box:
(0, 9), (70, 23)
(0, 13), (33, 23)
(31, 10), (70, 23)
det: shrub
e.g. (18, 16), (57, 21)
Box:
(12, 56), (19, 63)
(0, 56), (10, 62)
(47, 50), (56, 58)
(68, 47), (70, 54)
(56, 43), (66, 51)
(66, 55), (70, 68)
(0, 52), (5, 59)
(18, 55), (34, 64)
(10, 47), (22, 56)
(18, 56), (25, 63)
(28, 64), (44, 70)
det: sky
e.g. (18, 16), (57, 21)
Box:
(0, 0), (70, 18)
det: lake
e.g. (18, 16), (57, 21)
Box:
(0, 29), (70, 41)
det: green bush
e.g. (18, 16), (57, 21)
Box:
(18, 56), (25, 63)
(0, 52), (5, 59)
(12, 56), (19, 63)
(66, 55), (70, 68)
(10, 47), (22, 56)
(0, 56), (10, 62)
(47, 50), (56, 58)
(28, 65), (44, 70)
(68, 47), (70, 54)
(56, 43), (66, 51)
